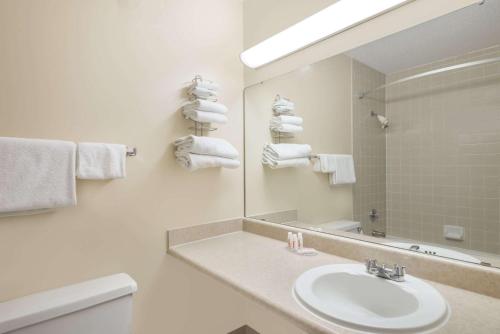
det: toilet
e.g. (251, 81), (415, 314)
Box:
(0, 273), (137, 334)
(315, 219), (362, 234)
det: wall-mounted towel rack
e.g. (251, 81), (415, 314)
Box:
(185, 74), (219, 137)
(126, 147), (137, 157)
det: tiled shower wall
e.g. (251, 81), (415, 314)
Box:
(352, 60), (387, 235)
(385, 46), (500, 254)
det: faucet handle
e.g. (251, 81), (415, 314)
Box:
(366, 259), (378, 272)
(393, 265), (406, 278)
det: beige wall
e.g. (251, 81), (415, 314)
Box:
(243, 0), (479, 86)
(245, 55), (353, 224)
(0, 0), (247, 333)
(386, 46), (500, 254)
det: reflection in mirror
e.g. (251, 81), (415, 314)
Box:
(244, 1), (500, 268)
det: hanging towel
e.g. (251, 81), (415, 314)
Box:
(262, 155), (309, 169)
(0, 137), (77, 213)
(183, 99), (228, 114)
(271, 115), (303, 126)
(174, 135), (239, 159)
(270, 123), (303, 133)
(182, 109), (228, 124)
(175, 152), (240, 171)
(263, 143), (311, 160)
(191, 79), (219, 91)
(188, 86), (217, 99)
(327, 155), (356, 185)
(77, 143), (127, 180)
(312, 154), (338, 173)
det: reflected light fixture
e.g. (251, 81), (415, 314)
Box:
(240, 0), (411, 69)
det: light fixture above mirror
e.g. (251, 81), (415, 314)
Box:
(240, 0), (413, 69)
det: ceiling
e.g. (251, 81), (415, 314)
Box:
(347, 0), (500, 74)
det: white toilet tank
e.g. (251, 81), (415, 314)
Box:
(0, 273), (137, 334)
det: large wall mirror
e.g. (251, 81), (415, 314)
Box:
(244, 1), (500, 268)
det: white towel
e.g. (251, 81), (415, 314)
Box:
(77, 143), (126, 180)
(175, 152), (240, 171)
(183, 99), (228, 114)
(174, 136), (239, 159)
(271, 115), (303, 126)
(326, 155), (356, 185)
(191, 79), (219, 91)
(270, 123), (303, 133)
(182, 109), (228, 124)
(263, 143), (311, 160)
(188, 86), (217, 99)
(0, 137), (77, 213)
(262, 155), (309, 169)
(313, 154), (338, 173)
(273, 98), (295, 113)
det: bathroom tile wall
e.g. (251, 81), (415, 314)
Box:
(385, 45), (500, 254)
(352, 60), (387, 235)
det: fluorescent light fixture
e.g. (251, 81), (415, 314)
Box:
(240, 0), (411, 69)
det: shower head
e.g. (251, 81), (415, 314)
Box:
(371, 111), (389, 129)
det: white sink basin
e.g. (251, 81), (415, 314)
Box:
(294, 264), (449, 333)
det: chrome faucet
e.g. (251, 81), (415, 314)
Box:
(366, 259), (406, 282)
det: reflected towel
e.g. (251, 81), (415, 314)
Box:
(271, 115), (303, 126)
(262, 155), (309, 169)
(188, 86), (217, 99)
(191, 79), (219, 91)
(175, 152), (240, 171)
(270, 123), (303, 133)
(263, 143), (311, 160)
(326, 155), (356, 185)
(174, 135), (239, 159)
(0, 137), (77, 213)
(77, 142), (127, 180)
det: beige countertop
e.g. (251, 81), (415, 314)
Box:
(169, 231), (500, 334)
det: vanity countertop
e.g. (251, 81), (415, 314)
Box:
(169, 231), (500, 334)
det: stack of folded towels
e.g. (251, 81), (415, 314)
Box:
(187, 78), (218, 101)
(270, 97), (303, 133)
(313, 154), (356, 185)
(182, 99), (229, 124)
(174, 135), (240, 171)
(270, 115), (303, 133)
(272, 97), (295, 114)
(262, 143), (311, 169)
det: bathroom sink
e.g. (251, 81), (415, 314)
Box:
(294, 264), (449, 333)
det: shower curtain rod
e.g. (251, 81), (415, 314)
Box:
(358, 55), (500, 99)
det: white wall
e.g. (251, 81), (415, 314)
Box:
(0, 1), (246, 333)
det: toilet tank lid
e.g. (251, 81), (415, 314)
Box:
(0, 273), (137, 334)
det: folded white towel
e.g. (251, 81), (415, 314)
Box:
(182, 109), (228, 124)
(188, 86), (217, 99)
(77, 142), (127, 180)
(263, 143), (312, 160)
(175, 152), (240, 171)
(273, 97), (294, 108)
(174, 135), (239, 159)
(270, 123), (303, 133)
(271, 115), (303, 126)
(262, 155), (309, 169)
(312, 154), (338, 173)
(191, 79), (219, 91)
(273, 98), (295, 113)
(0, 137), (77, 213)
(326, 155), (356, 185)
(183, 99), (228, 114)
